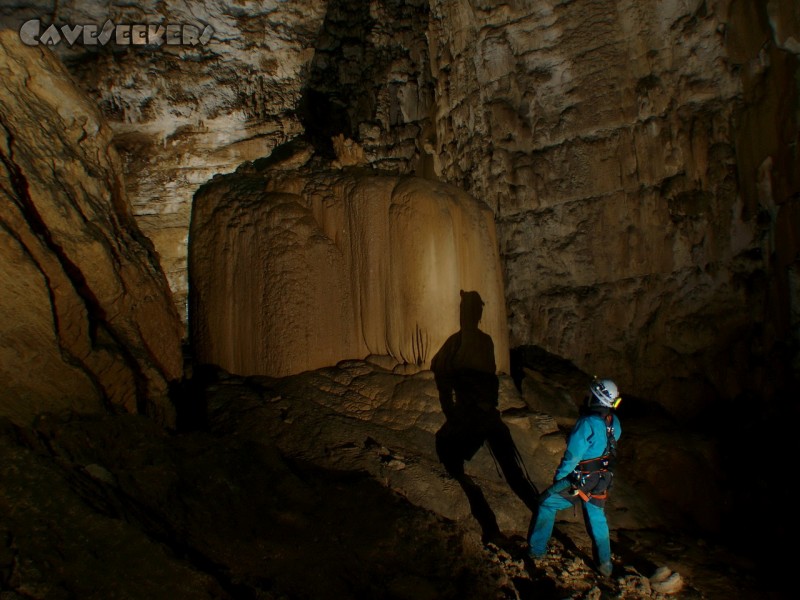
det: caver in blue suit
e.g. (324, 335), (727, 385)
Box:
(528, 378), (622, 577)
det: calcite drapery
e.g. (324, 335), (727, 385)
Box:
(190, 169), (509, 377)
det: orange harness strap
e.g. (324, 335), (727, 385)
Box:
(574, 489), (608, 502)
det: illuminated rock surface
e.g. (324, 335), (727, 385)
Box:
(426, 0), (800, 417)
(0, 31), (183, 426)
(0, 0), (432, 324)
(2, 0), (794, 417)
(190, 164), (510, 377)
(0, 1), (796, 598)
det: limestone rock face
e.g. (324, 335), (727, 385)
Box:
(0, 1), (330, 324)
(300, 0), (434, 172)
(0, 31), (183, 427)
(426, 0), (800, 416)
(254, 362), (562, 531)
(0, 1), (434, 326)
(2, 1), (795, 419)
(190, 168), (509, 377)
(0, 362), (771, 599)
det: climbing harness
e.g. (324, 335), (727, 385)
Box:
(569, 412), (617, 504)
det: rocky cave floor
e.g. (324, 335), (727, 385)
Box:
(0, 364), (789, 600)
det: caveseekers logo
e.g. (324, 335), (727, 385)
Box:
(19, 19), (214, 47)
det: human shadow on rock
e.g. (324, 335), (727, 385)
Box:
(432, 290), (539, 546)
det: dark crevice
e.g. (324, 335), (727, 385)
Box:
(0, 219), (110, 409)
(296, 0), (430, 159)
(297, 0), (377, 157)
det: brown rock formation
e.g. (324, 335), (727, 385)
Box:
(0, 1), (329, 323)
(0, 31), (183, 427)
(0, 358), (773, 599)
(0, 0), (434, 325)
(190, 166), (509, 377)
(426, 0), (800, 417)
(1, 0), (795, 419)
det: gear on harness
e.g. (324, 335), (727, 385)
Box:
(568, 412), (617, 504)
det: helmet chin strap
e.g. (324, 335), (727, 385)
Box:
(586, 394), (621, 410)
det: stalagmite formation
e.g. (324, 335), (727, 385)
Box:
(0, 31), (183, 426)
(190, 165), (509, 377)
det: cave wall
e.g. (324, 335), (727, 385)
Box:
(1, 1), (796, 417)
(0, 0), (435, 326)
(0, 31), (184, 427)
(426, 0), (799, 417)
(0, 0), (328, 326)
(298, 0), (434, 172)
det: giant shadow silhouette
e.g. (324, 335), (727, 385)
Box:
(431, 290), (539, 544)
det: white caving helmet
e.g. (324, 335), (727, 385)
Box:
(589, 378), (620, 408)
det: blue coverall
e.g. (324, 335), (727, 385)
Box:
(528, 410), (621, 569)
